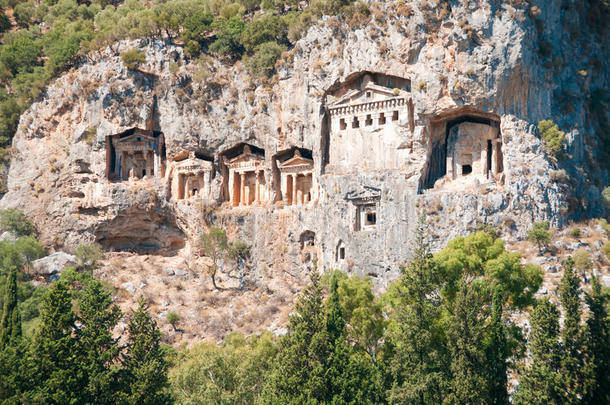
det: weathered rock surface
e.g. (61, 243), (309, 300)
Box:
(1, 1), (608, 290)
(30, 252), (77, 276)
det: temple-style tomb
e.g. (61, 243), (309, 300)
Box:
(105, 128), (165, 181)
(277, 149), (315, 206)
(224, 144), (268, 207)
(325, 72), (414, 171)
(170, 152), (214, 201)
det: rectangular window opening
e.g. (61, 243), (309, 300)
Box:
(392, 111), (399, 121)
(379, 113), (386, 125)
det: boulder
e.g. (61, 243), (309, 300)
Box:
(31, 252), (77, 276)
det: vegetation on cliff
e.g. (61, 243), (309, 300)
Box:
(0, 0), (367, 163)
(2, 210), (608, 403)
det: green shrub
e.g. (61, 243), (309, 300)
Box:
(527, 221), (551, 254)
(240, 14), (288, 53)
(210, 16), (246, 56)
(538, 120), (566, 158)
(573, 249), (592, 273)
(0, 12), (12, 32)
(244, 41), (286, 77)
(600, 218), (610, 237)
(570, 227), (581, 238)
(167, 311), (180, 330)
(602, 186), (610, 209)
(0, 208), (35, 236)
(75, 243), (102, 270)
(602, 242), (610, 260)
(120, 48), (146, 70)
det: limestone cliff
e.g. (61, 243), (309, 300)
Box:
(1, 0), (608, 295)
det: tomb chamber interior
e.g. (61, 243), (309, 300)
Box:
(420, 111), (503, 191)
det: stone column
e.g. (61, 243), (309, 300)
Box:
(254, 170), (260, 203)
(146, 151), (154, 178)
(203, 171), (209, 200)
(281, 172), (288, 204)
(447, 155), (454, 180)
(240, 172), (246, 206)
(492, 140), (500, 174)
(292, 174), (297, 206)
(121, 151), (128, 180)
(482, 147), (489, 176)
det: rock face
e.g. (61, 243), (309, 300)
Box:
(1, 1), (608, 288)
(31, 252), (77, 276)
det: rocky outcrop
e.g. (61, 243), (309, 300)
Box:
(31, 252), (77, 276)
(1, 1), (608, 288)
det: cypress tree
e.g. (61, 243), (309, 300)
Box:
(0, 267), (21, 348)
(446, 282), (488, 404)
(515, 298), (564, 404)
(559, 257), (587, 402)
(583, 275), (610, 404)
(121, 298), (171, 405)
(325, 273), (383, 404)
(78, 279), (122, 404)
(262, 271), (330, 402)
(485, 286), (508, 405)
(388, 216), (446, 404)
(31, 280), (84, 404)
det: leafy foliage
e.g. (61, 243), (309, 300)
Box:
(121, 48), (146, 70)
(538, 120), (566, 158)
(0, 208), (35, 237)
(527, 221), (551, 254)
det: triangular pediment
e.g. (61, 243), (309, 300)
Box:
(278, 155), (313, 169)
(329, 83), (402, 108)
(177, 158), (213, 169)
(226, 152), (264, 165)
(117, 133), (156, 143)
(346, 186), (381, 202)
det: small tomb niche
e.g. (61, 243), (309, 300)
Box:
(420, 108), (502, 191)
(346, 186), (381, 232)
(300, 231), (316, 250)
(171, 152), (214, 201)
(105, 128), (165, 181)
(221, 143), (267, 207)
(275, 148), (315, 206)
(336, 240), (346, 262)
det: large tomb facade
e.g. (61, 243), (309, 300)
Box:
(105, 128), (165, 181)
(223, 144), (268, 207)
(446, 121), (502, 183)
(420, 109), (503, 191)
(325, 72), (414, 172)
(169, 152), (214, 202)
(276, 149), (315, 206)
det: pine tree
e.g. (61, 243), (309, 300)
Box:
(325, 273), (383, 404)
(78, 279), (122, 404)
(262, 271), (330, 402)
(0, 267), (21, 348)
(559, 257), (587, 402)
(388, 216), (446, 404)
(31, 280), (85, 404)
(446, 282), (488, 404)
(121, 298), (171, 405)
(485, 286), (509, 405)
(583, 275), (610, 404)
(515, 298), (564, 404)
